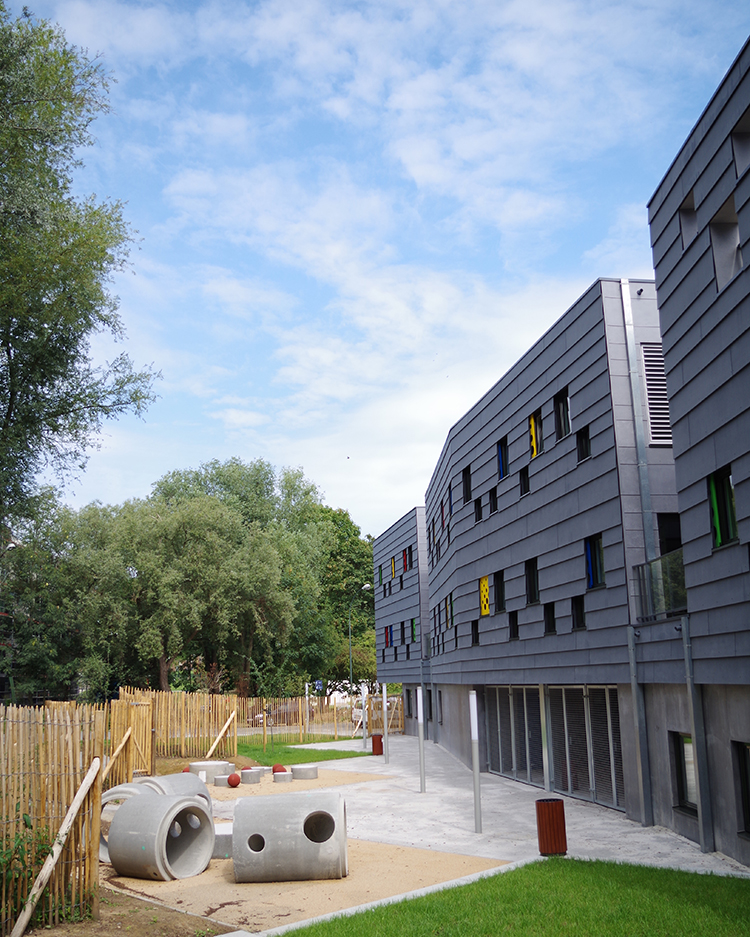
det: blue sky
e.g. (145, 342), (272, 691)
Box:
(28, 0), (750, 537)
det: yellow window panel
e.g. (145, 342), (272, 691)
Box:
(479, 576), (490, 616)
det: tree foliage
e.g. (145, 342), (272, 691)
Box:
(0, 4), (158, 529)
(1, 460), (375, 700)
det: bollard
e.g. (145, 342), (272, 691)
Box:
(233, 792), (347, 882)
(108, 794), (215, 880)
(536, 798), (567, 855)
(371, 734), (383, 756)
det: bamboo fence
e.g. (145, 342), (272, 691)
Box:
(0, 704), (103, 936)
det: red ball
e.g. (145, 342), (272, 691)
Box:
(272, 763), (286, 773)
(182, 766), (190, 772)
(227, 772), (241, 788)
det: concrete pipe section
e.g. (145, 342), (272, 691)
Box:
(291, 765), (318, 780)
(240, 769), (261, 784)
(189, 760), (234, 784)
(134, 772), (211, 808)
(100, 782), (157, 864)
(233, 792), (348, 883)
(108, 794), (215, 881)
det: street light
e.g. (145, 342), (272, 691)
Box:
(349, 583), (371, 692)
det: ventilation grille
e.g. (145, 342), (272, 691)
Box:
(642, 344), (672, 445)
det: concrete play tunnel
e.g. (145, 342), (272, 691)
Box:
(233, 792), (348, 882)
(107, 793), (214, 880)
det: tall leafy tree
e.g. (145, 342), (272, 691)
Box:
(0, 4), (157, 531)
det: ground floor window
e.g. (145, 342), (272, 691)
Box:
(673, 732), (698, 813)
(736, 741), (750, 833)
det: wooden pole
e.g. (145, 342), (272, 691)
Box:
(101, 727), (132, 784)
(262, 700), (267, 754)
(333, 698), (338, 741)
(205, 710), (236, 760)
(11, 758), (101, 937)
(298, 698), (303, 744)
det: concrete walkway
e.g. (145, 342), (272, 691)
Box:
(220, 733), (749, 936)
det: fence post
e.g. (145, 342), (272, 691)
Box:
(333, 698), (338, 740)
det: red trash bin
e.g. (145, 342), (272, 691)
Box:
(371, 734), (383, 755)
(535, 798), (567, 855)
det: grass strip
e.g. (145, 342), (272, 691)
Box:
(297, 858), (750, 937)
(236, 740), (368, 766)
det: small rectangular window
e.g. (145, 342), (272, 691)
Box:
(407, 544), (413, 569)
(391, 556), (396, 579)
(710, 195), (743, 290)
(736, 741), (750, 833)
(576, 426), (591, 462)
(544, 602), (556, 634)
(479, 575), (490, 616)
(399, 574), (404, 590)
(519, 466), (530, 496)
(585, 534), (605, 589)
(411, 618), (416, 643)
(525, 557), (539, 604)
(571, 594), (586, 630)
(462, 466), (472, 503)
(378, 564), (383, 585)
(382, 585), (386, 599)
(381, 648), (385, 663)
(454, 623), (459, 649)
(474, 497), (483, 522)
(448, 484), (453, 516)
(403, 548), (408, 572)
(471, 619), (479, 645)
(441, 500), (445, 530)
(489, 486), (498, 514)
(384, 626), (390, 648)
(529, 409), (544, 458)
(405, 688), (413, 718)
(508, 609), (519, 641)
(400, 621), (405, 645)
(732, 109), (750, 177)
(497, 437), (509, 480)
(679, 190), (698, 250)
(674, 733), (698, 812)
(493, 570), (505, 613)
(708, 465), (738, 548)
(446, 524), (450, 546)
(426, 689), (433, 721)
(437, 690), (443, 725)
(657, 513), (682, 555)
(554, 388), (570, 440)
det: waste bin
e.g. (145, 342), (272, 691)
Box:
(535, 798), (567, 855)
(371, 734), (383, 755)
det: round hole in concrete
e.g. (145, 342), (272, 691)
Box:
(248, 834), (265, 853)
(169, 821), (182, 838)
(186, 812), (201, 829)
(303, 811), (335, 844)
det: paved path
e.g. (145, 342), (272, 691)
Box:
(222, 733), (749, 936)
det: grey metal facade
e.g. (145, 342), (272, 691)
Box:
(647, 36), (750, 864)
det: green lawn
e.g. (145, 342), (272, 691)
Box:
(236, 738), (369, 766)
(296, 858), (750, 937)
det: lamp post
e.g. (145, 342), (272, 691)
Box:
(349, 583), (371, 692)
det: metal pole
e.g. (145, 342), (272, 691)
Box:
(382, 683), (390, 763)
(362, 685), (368, 750)
(469, 690), (482, 833)
(417, 685), (426, 793)
(348, 602), (354, 691)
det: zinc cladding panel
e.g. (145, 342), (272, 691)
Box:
(424, 284), (636, 686)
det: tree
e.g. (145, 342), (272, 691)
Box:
(0, 5), (157, 530)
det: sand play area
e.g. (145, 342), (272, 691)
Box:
(101, 768), (508, 934)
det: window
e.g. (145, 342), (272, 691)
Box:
(441, 500), (445, 529)
(525, 557), (539, 604)
(642, 344), (672, 445)
(736, 741), (750, 833)
(576, 426), (591, 462)
(411, 618), (416, 643)
(426, 689), (433, 721)
(571, 594), (586, 630)
(384, 627), (390, 648)
(497, 437), (509, 480)
(554, 388), (570, 440)
(493, 570), (505, 613)
(585, 534), (605, 589)
(462, 466), (472, 503)
(400, 621), (405, 645)
(529, 409), (544, 458)
(405, 689), (413, 718)
(674, 733), (698, 813)
(708, 465), (738, 548)
(448, 484), (453, 516)
(391, 557), (396, 579)
(544, 602), (556, 635)
(399, 574), (404, 590)
(508, 609), (519, 641)
(378, 565), (383, 585)
(710, 195), (743, 290)
(474, 497), (483, 522)
(657, 513), (682, 555)
(382, 585), (387, 599)
(454, 623), (459, 649)
(446, 524), (450, 546)
(732, 107), (750, 177)
(519, 465), (530, 496)
(407, 545), (413, 570)
(381, 648), (385, 663)
(403, 548), (408, 572)
(479, 576), (490, 616)
(679, 190), (698, 249)
(437, 690), (443, 725)
(471, 619), (479, 646)
(489, 486), (498, 514)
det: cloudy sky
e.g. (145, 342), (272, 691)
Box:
(29, 0), (750, 537)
